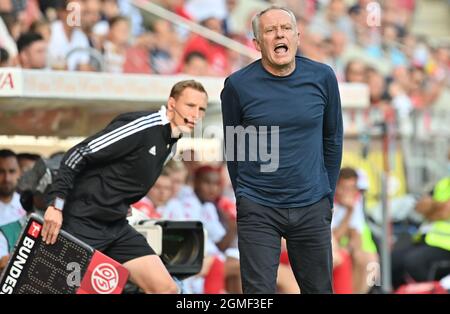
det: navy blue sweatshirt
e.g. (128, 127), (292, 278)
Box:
(221, 56), (343, 208)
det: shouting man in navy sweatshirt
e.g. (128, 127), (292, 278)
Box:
(221, 6), (343, 293)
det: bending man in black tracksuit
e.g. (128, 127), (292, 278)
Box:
(41, 80), (208, 293)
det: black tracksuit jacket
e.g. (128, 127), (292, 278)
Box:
(46, 106), (178, 222)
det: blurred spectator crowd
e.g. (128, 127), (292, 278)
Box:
(0, 0), (447, 116)
(0, 0), (448, 136)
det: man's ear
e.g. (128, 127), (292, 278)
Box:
(18, 52), (26, 67)
(167, 97), (175, 111)
(253, 38), (261, 52)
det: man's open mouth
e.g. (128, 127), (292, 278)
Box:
(274, 43), (288, 54)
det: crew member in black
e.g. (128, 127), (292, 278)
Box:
(42, 80), (208, 293)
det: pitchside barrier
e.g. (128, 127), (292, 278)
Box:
(0, 68), (369, 137)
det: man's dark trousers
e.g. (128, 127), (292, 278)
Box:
(237, 196), (333, 294)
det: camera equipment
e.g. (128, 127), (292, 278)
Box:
(17, 155), (62, 214)
(134, 219), (205, 279)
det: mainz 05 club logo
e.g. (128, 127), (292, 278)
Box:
(91, 263), (119, 294)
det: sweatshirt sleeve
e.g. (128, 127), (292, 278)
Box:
(220, 77), (241, 193)
(323, 67), (343, 206)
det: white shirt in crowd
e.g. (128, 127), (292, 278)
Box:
(0, 192), (26, 227)
(103, 41), (125, 73)
(0, 192), (26, 258)
(331, 196), (365, 234)
(185, 0), (227, 21)
(48, 20), (90, 70)
(0, 233), (8, 259)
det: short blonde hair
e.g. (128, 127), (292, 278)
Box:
(169, 80), (208, 100)
(165, 159), (186, 173)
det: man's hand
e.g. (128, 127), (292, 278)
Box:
(415, 196), (434, 216)
(416, 196), (450, 221)
(427, 200), (450, 221)
(339, 193), (356, 211)
(41, 206), (63, 245)
(0, 254), (9, 270)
